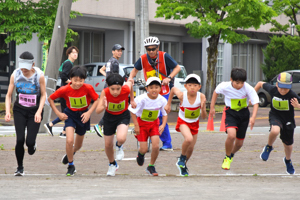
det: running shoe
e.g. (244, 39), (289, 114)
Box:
(222, 156), (232, 170)
(136, 152), (145, 166)
(176, 157), (186, 168)
(66, 165), (76, 176)
(146, 166), (158, 176)
(260, 145), (273, 161)
(59, 133), (66, 138)
(116, 143), (124, 161)
(159, 145), (173, 151)
(94, 124), (103, 138)
(28, 142), (37, 155)
(179, 166), (189, 177)
(283, 157), (295, 175)
(62, 154), (69, 165)
(44, 123), (53, 136)
(14, 167), (24, 176)
(107, 162), (119, 176)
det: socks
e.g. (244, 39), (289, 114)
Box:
(116, 141), (122, 148)
(68, 161), (74, 166)
(180, 154), (187, 160)
(110, 160), (117, 166)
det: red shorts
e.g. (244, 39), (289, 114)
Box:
(176, 117), (199, 135)
(135, 117), (160, 142)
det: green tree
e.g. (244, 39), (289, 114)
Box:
(155, 0), (275, 100)
(0, 0), (80, 48)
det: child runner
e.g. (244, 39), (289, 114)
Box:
(254, 72), (300, 174)
(5, 51), (46, 176)
(165, 74), (207, 176)
(48, 66), (99, 176)
(210, 68), (259, 170)
(128, 77), (168, 176)
(95, 73), (133, 176)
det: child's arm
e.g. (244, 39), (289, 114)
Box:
(291, 98), (300, 109)
(5, 74), (14, 122)
(81, 98), (100, 123)
(125, 81), (137, 109)
(48, 96), (68, 121)
(200, 93), (207, 119)
(254, 81), (265, 92)
(96, 90), (106, 114)
(130, 112), (140, 135)
(209, 91), (218, 117)
(159, 115), (168, 134)
(249, 103), (258, 130)
(99, 66), (106, 76)
(35, 74), (46, 123)
(165, 87), (182, 113)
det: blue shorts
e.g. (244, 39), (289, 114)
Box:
(64, 108), (90, 136)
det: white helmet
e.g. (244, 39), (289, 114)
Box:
(144, 36), (160, 47)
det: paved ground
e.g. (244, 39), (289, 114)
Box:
(1, 106), (300, 199)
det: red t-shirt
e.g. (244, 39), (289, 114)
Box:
(50, 83), (99, 111)
(104, 84), (130, 115)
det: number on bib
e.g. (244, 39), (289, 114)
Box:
(272, 98), (289, 111)
(69, 96), (88, 109)
(108, 101), (125, 112)
(231, 98), (247, 111)
(184, 108), (200, 119)
(141, 109), (159, 121)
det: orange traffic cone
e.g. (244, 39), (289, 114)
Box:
(206, 113), (214, 131)
(219, 106), (226, 132)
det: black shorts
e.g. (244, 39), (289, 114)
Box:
(269, 114), (295, 145)
(64, 108), (90, 136)
(225, 107), (250, 140)
(103, 110), (130, 136)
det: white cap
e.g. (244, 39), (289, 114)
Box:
(146, 77), (161, 86)
(19, 58), (34, 70)
(184, 74), (201, 84)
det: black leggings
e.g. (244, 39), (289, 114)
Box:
(13, 106), (43, 167)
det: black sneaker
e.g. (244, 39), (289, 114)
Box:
(44, 123), (53, 136)
(28, 143), (37, 155)
(146, 166), (158, 176)
(136, 152), (145, 166)
(62, 154), (69, 165)
(66, 165), (76, 176)
(59, 133), (66, 138)
(14, 167), (24, 176)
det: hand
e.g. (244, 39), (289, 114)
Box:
(164, 104), (171, 113)
(81, 112), (91, 123)
(134, 125), (140, 135)
(5, 113), (11, 122)
(162, 78), (170, 86)
(249, 117), (255, 130)
(58, 112), (68, 121)
(209, 108), (215, 117)
(159, 125), (165, 134)
(34, 112), (42, 123)
(291, 98), (300, 108)
(130, 100), (137, 109)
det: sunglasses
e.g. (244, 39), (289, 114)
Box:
(146, 47), (157, 52)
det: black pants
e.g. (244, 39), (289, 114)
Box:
(13, 106), (43, 167)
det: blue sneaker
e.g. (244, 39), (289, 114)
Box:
(283, 157), (295, 175)
(94, 124), (103, 138)
(160, 145), (173, 151)
(176, 157), (186, 168)
(260, 145), (273, 161)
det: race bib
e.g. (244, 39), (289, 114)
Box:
(108, 101), (125, 112)
(19, 93), (37, 107)
(146, 70), (162, 80)
(69, 96), (88, 109)
(272, 97), (289, 111)
(141, 109), (159, 122)
(230, 98), (247, 111)
(106, 62), (111, 72)
(184, 108), (200, 119)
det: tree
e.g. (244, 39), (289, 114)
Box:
(155, 0), (275, 100)
(261, 35), (300, 81)
(0, 0), (80, 48)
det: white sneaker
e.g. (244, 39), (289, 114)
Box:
(107, 163), (119, 176)
(116, 144), (124, 161)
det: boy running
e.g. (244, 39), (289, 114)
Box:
(128, 77), (168, 176)
(165, 74), (207, 176)
(254, 72), (300, 174)
(95, 73), (133, 176)
(210, 68), (259, 170)
(48, 66), (99, 176)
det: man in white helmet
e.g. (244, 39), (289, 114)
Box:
(128, 36), (181, 151)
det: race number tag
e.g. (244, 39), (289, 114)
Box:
(108, 101), (125, 112)
(272, 97), (289, 111)
(19, 93), (37, 107)
(230, 98), (247, 111)
(146, 70), (162, 80)
(69, 96), (88, 109)
(184, 108), (200, 119)
(141, 109), (159, 122)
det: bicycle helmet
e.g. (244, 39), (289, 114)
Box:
(144, 36), (160, 47)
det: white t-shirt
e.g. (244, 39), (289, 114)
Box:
(215, 81), (259, 111)
(128, 93), (167, 122)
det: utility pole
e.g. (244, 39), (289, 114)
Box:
(39, 0), (73, 133)
(135, 0), (149, 91)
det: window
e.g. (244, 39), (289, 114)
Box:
(216, 43), (224, 85)
(160, 41), (179, 62)
(292, 73), (300, 83)
(85, 65), (95, 77)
